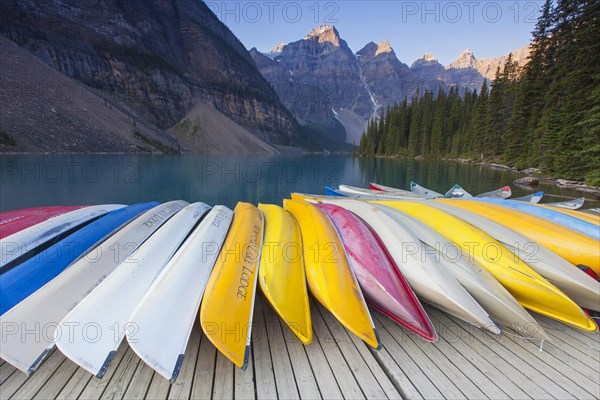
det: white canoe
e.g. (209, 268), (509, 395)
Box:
(475, 186), (512, 199)
(55, 203), (212, 377)
(0, 204), (125, 269)
(373, 204), (547, 339)
(514, 191), (544, 203)
(410, 181), (444, 198)
(370, 183), (424, 196)
(339, 185), (426, 199)
(431, 202), (600, 312)
(317, 198), (499, 334)
(546, 197), (585, 210)
(445, 184), (473, 198)
(0, 201), (186, 374)
(128, 206), (233, 382)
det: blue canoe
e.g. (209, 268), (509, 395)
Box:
(325, 186), (346, 197)
(474, 198), (600, 241)
(0, 202), (158, 315)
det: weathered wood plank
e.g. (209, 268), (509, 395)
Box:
(371, 314), (435, 400)
(430, 311), (534, 399)
(317, 305), (387, 399)
(0, 369), (29, 400)
(419, 315), (508, 399)
(78, 341), (129, 399)
(344, 316), (402, 400)
(168, 327), (201, 400)
(376, 312), (466, 400)
(500, 327), (599, 399)
(252, 298), (278, 400)
(434, 311), (558, 399)
(121, 361), (154, 400)
(311, 303), (364, 400)
(55, 367), (93, 400)
(281, 322), (321, 400)
(33, 358), (79, 400)
(9, 351), (67, 399)
(302, 306), (344, 400)
(190, 333), (216, 400)
(536, 321), (600, 371)
(99, 347), (140, 400)
(144, 373), (171, 400)
(212, 352), (234, 400)
(263, 300), (300, 400)
(234, 353), (255, 400)
(404, 324), (487, 399)
(0, 361), (18, 386)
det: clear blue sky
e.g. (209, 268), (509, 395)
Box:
(206, 0), (542, 65)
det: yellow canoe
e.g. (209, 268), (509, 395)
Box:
(436, 199), (600, 276)
(540, 205), (600, 226)
(200, 202), (264, 369)
(374, 200), (597, 332)
(257, 204), (312, 344)
(283, 199), (380, 348)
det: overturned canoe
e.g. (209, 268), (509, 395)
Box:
(316, 198), (499, 334)
(545, 197), (585, 210)
(429, 201), (600, 312)
(340, 184), (425, 198)
(514, 191), (544, 203)
(258, 204), (312, 344)
(1, 204), (124, 271)
(130, 205), (231, 381)
(410, 181), (444, 198)
(0, 201), (185, 375)
(0, 206), (88, 239)
(475, 198), (599, 241)
(56, 203), (212, 379)
(372, 203), (548, 340)
(284, 199), (380, 349)
(200, 203), (264, 369)
(0, 202), (159, 315)
(435, 199), (600, 287)
(475, 186), (512, 199)
(379, 200), (597, 332)
(317, 203), (437, 342)
(445, 184), (473, 198)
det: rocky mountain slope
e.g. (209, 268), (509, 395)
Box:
(251, 25), (530, 145)
(0, 0), (302, 153)
(0, 37), (179, 153)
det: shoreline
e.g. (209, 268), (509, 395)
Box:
(361, 154), (600, 198)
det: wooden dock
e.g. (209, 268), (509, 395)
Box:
(1, 296), (599, 399)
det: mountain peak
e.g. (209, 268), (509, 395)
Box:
(375, 40), (393, 55)
(447, 48), (478, 69)
(356, 41), (395, 59)
(271, 43), (286, 53)
(421, 53), (437, 62)
(304, 25), (340, 45)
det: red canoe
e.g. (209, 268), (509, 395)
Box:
(0, 206), (88, 239)
(317, 203), (437, 342)
(369, 183), (385, 191)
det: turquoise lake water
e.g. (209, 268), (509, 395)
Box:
(1, 155), (597, 211)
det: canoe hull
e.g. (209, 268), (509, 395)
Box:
(258, 204), (312, 344)
(317, 203), (436, 342)
(0, 201), (185, 374)
(284, 199), (380, 349)
(0, 206), (88, 238)
(200, 203), (264, 369)
(130, 205), (231, 381)
(382, 200), (597, 332)
(56, 203), (212, 378)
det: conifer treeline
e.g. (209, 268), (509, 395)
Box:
(358, 0), (600, 185)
